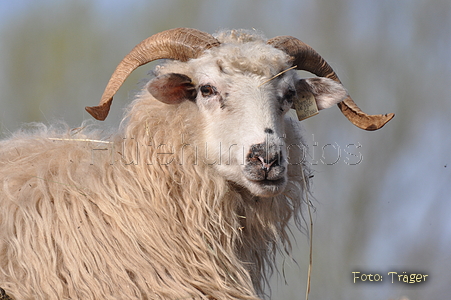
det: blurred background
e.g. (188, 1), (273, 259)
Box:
(0, 0), (450, 299)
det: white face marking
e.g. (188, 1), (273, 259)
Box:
(193, 61), (297, 197)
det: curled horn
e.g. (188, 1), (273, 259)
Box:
(267, 36), (394, 131)
(86, 28), (220, 120)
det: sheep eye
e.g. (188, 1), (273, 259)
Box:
(200, 85), (216, 97)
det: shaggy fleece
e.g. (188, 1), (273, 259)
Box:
(0, 30), (311, 300)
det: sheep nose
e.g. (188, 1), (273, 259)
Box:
(256, 154), (278, 172)
(245, 143), (285, 181)
(248, 143), (281, 169)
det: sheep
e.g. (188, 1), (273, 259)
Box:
(0, 28), (394, 300)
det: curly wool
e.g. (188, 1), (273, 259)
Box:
(0, 31), (311, 300)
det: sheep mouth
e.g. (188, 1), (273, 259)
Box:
(242, 158), (287, 196)
(243, 163), (287, 184)
(249, 178), (286, 186)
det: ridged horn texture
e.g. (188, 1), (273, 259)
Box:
(267, 36), (394, 131)
(85, 28), (220, 120)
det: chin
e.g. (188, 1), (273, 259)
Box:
(244, 177), (287, 198)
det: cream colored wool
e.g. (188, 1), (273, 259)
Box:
(0, 30), (310, 300)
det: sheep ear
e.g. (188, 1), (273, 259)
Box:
(147, 73), (197, 104)
(296, 77), (349, 110)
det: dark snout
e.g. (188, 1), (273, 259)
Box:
(244, 142), (286, 182)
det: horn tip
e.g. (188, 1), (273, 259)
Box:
(85, 100), (112, 121)
(364, 112), (395, 131)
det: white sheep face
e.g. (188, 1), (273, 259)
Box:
(147, 44), (348, 197)
(194, 62), (295, 197)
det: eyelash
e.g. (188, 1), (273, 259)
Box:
(200, 85), (217, 97)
